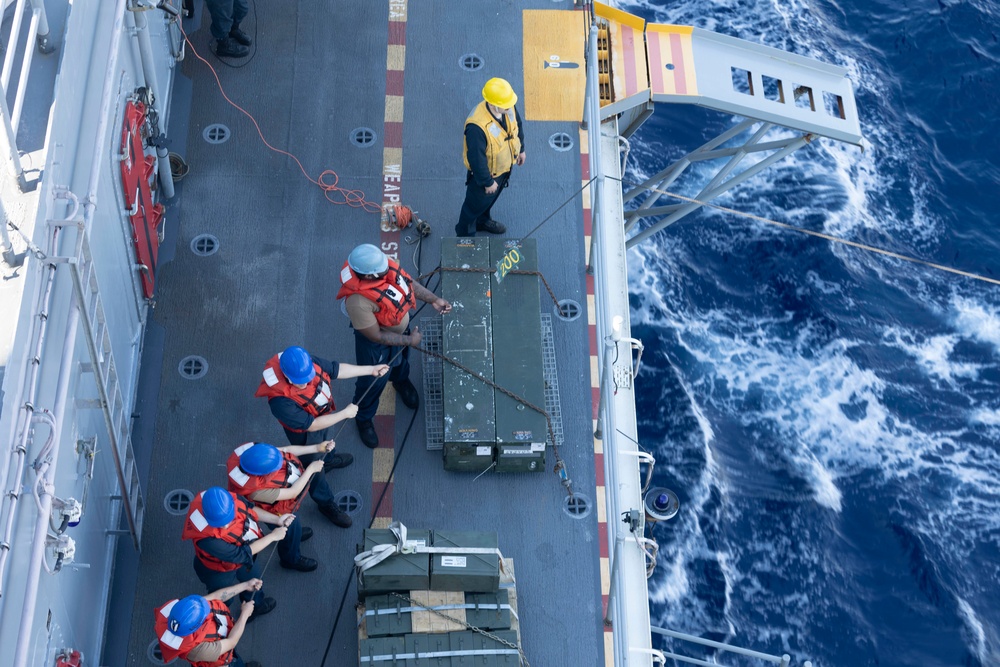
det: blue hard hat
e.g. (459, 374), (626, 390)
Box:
(279, 346), (315, 385)
(240, 443), (283, 476)
(201, 487), (235, 527)
(168, 595), (209, 636)
(348, 244), (389, 276)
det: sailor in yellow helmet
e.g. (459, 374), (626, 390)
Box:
(456, 77), (526, 237)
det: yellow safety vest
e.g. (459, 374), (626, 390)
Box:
(462, 102), (521, 179)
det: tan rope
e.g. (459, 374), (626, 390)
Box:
(640, 187), (1000, 287)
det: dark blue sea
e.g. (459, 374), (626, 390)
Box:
(617, 1), (1000, 665)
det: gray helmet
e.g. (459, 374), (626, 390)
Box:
(348, 244), (389, 276)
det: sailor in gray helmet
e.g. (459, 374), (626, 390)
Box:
(335, 244), (451, 448)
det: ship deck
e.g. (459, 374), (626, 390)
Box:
(111, 1), (603, 665)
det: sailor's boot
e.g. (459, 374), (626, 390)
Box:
(229, 23), (253, 46)
(216, 36), (250, 58)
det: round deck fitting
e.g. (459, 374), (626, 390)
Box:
(549, 132), (574, 152)
(350, 127), (377, 147)
(333, 490), (363, 516)
(202, 123), (230, 144)
(163, 489), (194, 516)
(554, 299), (582, 322)
(459, 53), (484, 71)
(178, 356), (208, 380)
(563, 493), (592, 519)
(190, 234), (219, 256)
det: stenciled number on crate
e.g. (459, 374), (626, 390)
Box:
(493, 245), (523, 284)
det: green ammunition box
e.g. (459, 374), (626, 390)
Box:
(430, 531), (500, 593)
(441, 237), (496, 463)
(490, 238), (546, 473)
(405, 632), (451, 667)
(360, 636), (407, 666)
(363, 594), (412, 638)
(448, 631), (478, 667)
(481, 630), (520, 666)
(443, 441), (495, 473)
(464, 590), (511, 630)
(359, 529), (431, 597)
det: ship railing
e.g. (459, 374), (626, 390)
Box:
(652, 626), (813, 667)
(0, 0), (54, 191)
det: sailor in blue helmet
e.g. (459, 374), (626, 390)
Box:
(154, 580), (262, 667)
(336, 244), (451, 448)
(255, 345), (389, 526)
(181, 487), (293, 620)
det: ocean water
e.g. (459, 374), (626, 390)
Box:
(616, 1), (1000, 665)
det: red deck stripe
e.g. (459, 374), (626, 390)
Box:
(669, 33), (687, 95)
(385, 69), (404, 96)
(388, 20), (406, 45)
(371, 482), (394, 518)
(597, 520), (609, 558)
(582, 207), (592, 236)
(591, 387), (601, 418)
(588, 324), (598, 355)
(621, 25), (638, 97)
(373, 415), (395, 448)
(648, 32), (664, 94)
(586, 273), (595, 296)
(383, 121), (404, 150)
(581, 152), (591, 180)
(594, 452), (605, 487)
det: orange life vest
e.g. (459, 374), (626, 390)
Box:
(254, 354), (336, 431)
(335, 258), (416, 328)
(155, 598), (235, 667)
(227, 442), (306, 516)
(182, 491), (261, 572)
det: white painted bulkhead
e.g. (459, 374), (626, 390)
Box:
(0, 1), (177, 664)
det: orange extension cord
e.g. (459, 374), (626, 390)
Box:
(177, 21), (382, 214)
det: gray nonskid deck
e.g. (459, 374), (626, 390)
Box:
(119, 1), (601, 665)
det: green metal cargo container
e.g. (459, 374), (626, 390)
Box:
(441, 237), (496, 468)
(363, 594), (412, 638)
(359, 529), (431, 597)
(464, 590), (511, 630)
(442, 441), (494, 473)
(405, 632), (451, 667)
(447, 631), (478, 667)
(489, 238), (546, 473)
(359, 636), (406, 666)
(430, 531), (500, 593)
(480, 630), (521, 666)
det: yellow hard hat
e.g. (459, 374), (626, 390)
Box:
(482, 78), (517, 109)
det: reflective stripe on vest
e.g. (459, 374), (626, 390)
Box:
(462, 101), (521, 178)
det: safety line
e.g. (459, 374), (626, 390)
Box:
(629, 183), (1000, 287)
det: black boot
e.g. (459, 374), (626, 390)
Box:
(216, 36), (250, 58)
(229, 24), (252, 46)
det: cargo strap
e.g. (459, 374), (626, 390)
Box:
(354, 521), (507, 576)
(360, 648), (520, 663)
(364, 602), (517, 619)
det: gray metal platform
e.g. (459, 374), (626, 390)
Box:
(114, 1), (602, 666)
